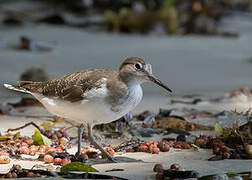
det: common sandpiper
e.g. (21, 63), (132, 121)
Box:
(4, 57), (172, 162)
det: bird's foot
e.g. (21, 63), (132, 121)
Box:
(73, 151), (88, 163)
(123, 112), (133, 123)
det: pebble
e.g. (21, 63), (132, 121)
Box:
(0, 156), (10, 164)
(153, 163), (165, 172)
(44, 154), (53, 163)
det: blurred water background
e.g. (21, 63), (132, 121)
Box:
(0, 0), (252, 102)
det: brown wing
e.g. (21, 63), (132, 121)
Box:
(19, 69), (119, 103)
(59, 85), (84, 102)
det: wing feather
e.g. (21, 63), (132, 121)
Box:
(37, 69), (118, 102)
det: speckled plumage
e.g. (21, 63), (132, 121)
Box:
(18, 69), (128, 104)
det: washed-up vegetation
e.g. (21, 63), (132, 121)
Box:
(0, 87), (251, 178)
(0, 0), (250, 36)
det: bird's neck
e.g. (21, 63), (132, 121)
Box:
(118, 72), (142, 88)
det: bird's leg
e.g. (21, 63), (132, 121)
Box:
(75, 123), (84, 158)
(123, 112), (133, 126)
(88, 124), (116, 163)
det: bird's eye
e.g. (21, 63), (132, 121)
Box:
(135, 63), (141, 70)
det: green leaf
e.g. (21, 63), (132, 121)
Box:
(33, 128), (52, 146)
(226, 173), (239, 178)
(61, 162), (99, 173)
(214, 123), (223, 137)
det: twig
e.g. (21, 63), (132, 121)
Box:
(7, 122), (45, 134)
(105, 168), (124, 172)
(65, 125), (77, 131)
(10, 114), (53, 119)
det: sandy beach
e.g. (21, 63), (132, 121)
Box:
(0, 1), (252, 179)
(0, 99), (252, 180)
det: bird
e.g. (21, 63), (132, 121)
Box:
(4, 57), (172, 162)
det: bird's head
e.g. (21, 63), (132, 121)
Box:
(119, 57), (172, 92)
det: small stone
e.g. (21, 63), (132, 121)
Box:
(58, 128), (66, 136)
(19, 146), (29, 154)
(51, 134), (58, 141)
(166, 141), (174, 147)
(159, 143), (170, 152)
(40, 145), (47, 149)
(5, 172), (12, 178)
(81, 153), (89, 161)
(126, 148), (135, 152)
(0, 152), (9, 157)
(173, 144), (182, 149)
(106, 147), (115, 156)
(222, 152), (231, 159)
(12, 164), (22, 171)
(22, 169), (29, 176)
(246, 154), (252, 159)
(61, 158), (71, 166)
(153, 163), (165, 172)
(230, 152), (241, 159)
(186, 123), (196, 131)
(39, 148), (46, 154)
(86, 151), (98, 159)
(155, 172), (164, 180)
(27, 172), (35, 177)
(55, 147), (63, 153)
(151, 147), (160, 154)
(194, 137), (207, 148)
(53, 158), (62, 165)
(46, 147), (56, 153)
(21, 142), (28, 147)
(24, 139), (33, 145)
(138, 145), (148, 152)
(213, 146), (221, 155)
(149, 143), (158, 152)
(59, 137), (69, 145)
(245, 144), (252, 155)
(170, 163), (181, 170)
(181, 142), (191, 149)
(11, 172), (17, 178)
(0, 156), (10, 164)
(35, 173), (41, 177)
(44, 154), (53, 163)
(176, 134), (186, 142)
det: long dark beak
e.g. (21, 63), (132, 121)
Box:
(148, 75), (172, 93)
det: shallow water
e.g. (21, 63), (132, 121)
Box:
(0, 13), (252, 102)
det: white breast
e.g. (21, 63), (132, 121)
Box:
(118, 84), (143, 113)
(105, 84), (143, 121)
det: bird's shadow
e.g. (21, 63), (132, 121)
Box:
(88, 156), (143, 165)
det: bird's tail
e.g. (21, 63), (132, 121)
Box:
(4, 82), (31, 94)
